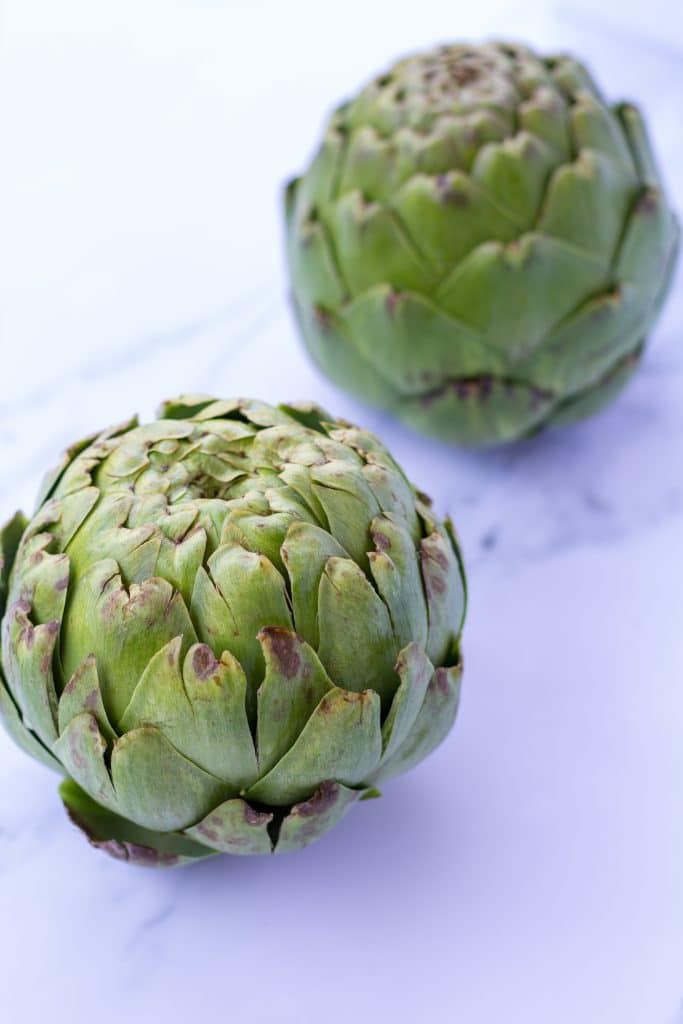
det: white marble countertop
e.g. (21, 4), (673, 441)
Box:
(1, 2), (682, 1022)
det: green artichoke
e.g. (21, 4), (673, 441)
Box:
(0, 396), (466, 865)
(285, 42), (679, 445)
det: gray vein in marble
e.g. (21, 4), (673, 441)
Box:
(79, 286), (280, 380)
(0, 287), (281, 506)
(132, 904), (176, 939)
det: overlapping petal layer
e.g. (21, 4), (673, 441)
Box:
(285, 42), (679, 444)
(0, 396), (466, 864)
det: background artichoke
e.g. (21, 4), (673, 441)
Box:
(285, 42), (679, 445)
(0, 396), (466, 865)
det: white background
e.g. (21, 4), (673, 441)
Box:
(1, 2), (682, 1022)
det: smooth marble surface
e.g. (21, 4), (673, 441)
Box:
(1, 3), (682, 1022)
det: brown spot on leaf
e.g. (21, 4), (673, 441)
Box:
(64, 806), (126, 860)
(385, 290), (404, 315)
(637, 189), (659, 215)
(373, 530), (390, 551)
(79, 831), (182, 866)
(295, 781), (339, 818)
(192, 645), (218, 680)
(265, 628), (301, 679)
(313, 306), (333, 332)
(428, 574), (446, 596)
(123, 844), (182, 867)
(434, 668), (451, 695)
(97, 839), (130, 861)
(69, 740), (86, 771)
(436, 174), (469, 206)
(424, 541), (449, 571)
(56, 575), (69, 591)
(198, 825), (219, 844)
(101, 594), (121, 622)
(244, 803), (271, 827)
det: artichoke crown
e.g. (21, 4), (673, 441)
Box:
(285, 42), (679, 444)
(0, 397), (465, 864)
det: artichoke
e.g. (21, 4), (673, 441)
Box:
(285, 42), (679, 445)
(0, 396), (466, 865)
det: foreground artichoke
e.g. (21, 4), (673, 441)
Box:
(0, 396), (466, 865)
(285, 42), (679, 445)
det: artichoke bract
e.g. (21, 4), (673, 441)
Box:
(0, 396), (466, 865)
(285, 42), (679, 445)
